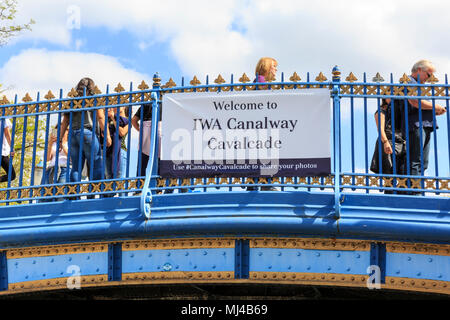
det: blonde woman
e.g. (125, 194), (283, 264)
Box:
(248, 57), (279, 191)
(255, 57), (278, 82)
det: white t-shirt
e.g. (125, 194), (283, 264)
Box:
(1, 119), (12, 157)
(47, 142), (69, 168)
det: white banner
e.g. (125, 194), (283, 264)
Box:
(160, 89), (331, 177)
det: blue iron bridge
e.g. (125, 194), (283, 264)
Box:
(0, 67), (448, 298)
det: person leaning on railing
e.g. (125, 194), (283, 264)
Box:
(39, 126), (69, 202)
(131, 103), (162, 177)
(102, 107), (129, 180)
(403, 60), (446, 180)
(378, 60), (447, 195)
(116, 106), (130, 178)
(246, 57), (279, 192)
(60, 77), (112, 184)
(41, 126), (69, 184)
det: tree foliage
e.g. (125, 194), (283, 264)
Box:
(0, 0), (34, 47)
(0, 1), (40, 193)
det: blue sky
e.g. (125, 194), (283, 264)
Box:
(1, 0), (449, 177)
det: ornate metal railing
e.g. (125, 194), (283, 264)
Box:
(0, 67), (448, 213)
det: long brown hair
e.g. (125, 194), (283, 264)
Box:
(75, 77), (96, 97)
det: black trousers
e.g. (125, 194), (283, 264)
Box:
(0, 156), (16, 183)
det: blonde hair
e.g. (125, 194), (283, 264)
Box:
(255, 57), (277, 79)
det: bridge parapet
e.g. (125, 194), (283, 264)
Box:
(0, 67), (448, 297)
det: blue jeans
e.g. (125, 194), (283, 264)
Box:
(70, 129), (103, 182)
(120, 148), (127, 178)
(409, 127), (432, 177)
(39, 166), (68, 202)
(105, 150), (121, 179)
(42, 166), (68, 184)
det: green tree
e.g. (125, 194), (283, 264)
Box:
(0, 0), (34, 47)
(0, 1), (39, 201)
(0, 98), (46, 192)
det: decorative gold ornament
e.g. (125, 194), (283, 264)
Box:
(239, 73), (251, 83)
(427, 74), (439, 84)
(399, 73), (410, 84)
(161, 78), (176, 89)
(67, 88), (78, 98)
(290, 72), (302, 82)
(114, 83), (125, 93)
(345, 72), (358, 82)
(44, 91), (55, 100)
(138, 80), (149, 90)
(189, 76), (201, 86)
(214, 74), (226, 84)
(315, 72), (327, 82)
(22, 93), (33, 103)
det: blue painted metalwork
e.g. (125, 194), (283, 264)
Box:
(249, 248), (370, 275)
(386, 252), (450, 282)
(0, 251), (7, 291)
(331, 66), (342, 218)
(141, 73), (161, 219)
(121, 248), (235, 274)
(7, 252), (108, 284)
(370, 243), (386, 284)
(108, 243), (122, 281)
(235, 240), (249, 279)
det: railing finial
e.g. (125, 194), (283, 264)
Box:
(153, 72), (161, 89)
(332, 65), (341, 82)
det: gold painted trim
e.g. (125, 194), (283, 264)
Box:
(4, 275), (108, 295)
(123, 238), (235, 251)
(6, 242), (109, 259)
(0, 178), (145, 203)
(386, 242), (450, 256)
(340, 174), (450, 192)
(2, 273), (448, 296)
(250, 238), (370, 251)
(250, 271), (368, 288)
(122, 271), (234, 282)
(384, 277), (450, 295)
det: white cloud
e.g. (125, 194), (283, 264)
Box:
(0, 49), (150, 100)
(8, 0), (450, 83)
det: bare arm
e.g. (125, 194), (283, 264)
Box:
(131, 115), (140, 132)
(374, 111), (392, 155)
(60, 114), (70, 140)
(109, 117), (129, 137)
(96, 109), (112, 147)
(118, 124), (128, 137)
(47, 135), (57, 162)
(407, 98), (446, 115)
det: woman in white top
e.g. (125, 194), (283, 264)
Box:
(41, 127), (69, 185)
(0, 118), (16, 183)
